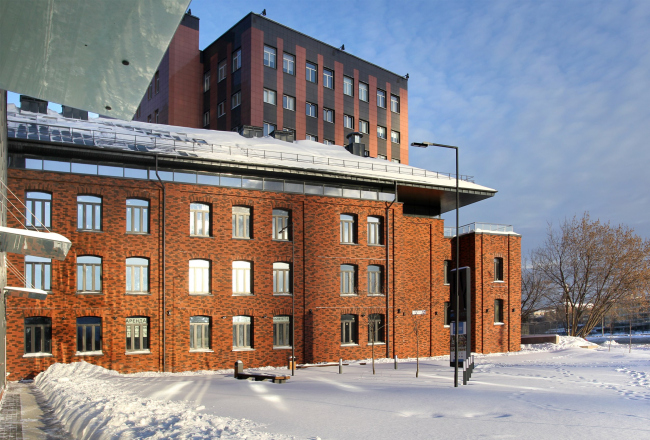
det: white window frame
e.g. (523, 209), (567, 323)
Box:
(306, 62), (317, 83)
(343, 76), (354, 96)
(218, 60), (227, 82)
(377, 89), (386, 108)
(189, 259), (210, 295)
(190, 203), (210, 237)
(217, 101), (225, 117)
(232, 49), (241, 72)
(263, 45), (276, 68)
(190, 316), (210, 350)
(377, 125), (387, 140)
(323, 108), (334, 123)
(390, 94), (399, 113)
(126, 199), (149, 233)
(25, 191), (51, 228)
(283, 95), (295, 111)
(340, 264), (357, 295)
(306, 102), (317, 118)
(343, 115), (354, 129)
(231, 91), (241, 109)
(25, 256), (51, 291)
(273, 262), (291, 295)
(323, 68), (334, 89)
(324, 139), (335, 145)
(77, 256), (101, 293)
(340, 214), (356, 243)
(306, 134), (317, 142)
(283, 53), (295, 75)
(232, 261), (252, 295)
(77, 195), (101, 231)
(359, 119), (369, 134)
(232, 206), (251, 239)
(233, 316), (252, 349)
(126, 257), (149, 294)
(263, 122), (276, 137)
(359, 82), (369, 102)
(272, 209), (290, 240)
(367, 216), (382, 245)
(391, 130), (400, 144)
(263, 88), (277, 105)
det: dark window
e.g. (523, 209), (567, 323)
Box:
(126, 317), (149, 352)
(154, 71), (160, 94)
(368, 314), (385, 343)
(190, 316), (210, 350)
(494, 299), (504, 323)
(24, 317), (51, 354)
(203, 71), (210, 92)
(25, 192), (51, 228)
(232, 49), (241, 72)
(444, 260), (452, 285)
(341, 314), (358, 345)
(494, 257), (504, 281)
(126, 199), (148, 233)
(76, 317), (101, 353)
(444, 301), (451, 326)
(218, 60), (227, 82)
(273, 316), (292, 347)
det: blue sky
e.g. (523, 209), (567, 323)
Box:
(8, 0), (650, 255)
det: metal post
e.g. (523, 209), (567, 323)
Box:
(394, 354), (398, 369)
(339, 358), (343, 374)
(291, 223), (295, 376)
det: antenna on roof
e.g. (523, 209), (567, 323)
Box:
(340, 44), (345, 51)
(261, 9), (266, 16)
(405, 73), (409, 79)
(187, 8), (191, 15)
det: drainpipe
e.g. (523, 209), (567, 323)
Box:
(155, 155), (166, 372)
(385, 181), (397, 358)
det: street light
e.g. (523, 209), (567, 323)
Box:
(411, 141), (460, 387)
(279, 221), (296, 376)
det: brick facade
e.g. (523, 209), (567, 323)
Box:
(5, 168), (520, 380)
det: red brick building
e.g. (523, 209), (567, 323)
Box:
(134, 12), (410, 164)
(4, 106), (520, 379)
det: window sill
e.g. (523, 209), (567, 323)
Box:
(444, 325), (450, 328)
(23, 353), (53, 358)
(189, 349), (214, 353)
(77, 291), (103, 295)
(494, 322), (505, 326)
(273, 346), (292, 350)
(341, 343), (359, 347)
(367, 342), (385, 346)
(340, 242), (358, 245)
(75, 351), (103, 356)
(125, 232), (150, 235)
(126, 350), (151, 355)
(493, 281), (505, 284)
(190, 235), (212, 238)
(367, 294), (385, 297)
(77, 230), (103, 233)
(232, 348), (255, 352)
(189, 293), (213, 296)
(232, 293), (254, 297)
(272, 239), (292, 242)
(126, 292), (150, 296)
(340, 294), (359, 297)
(232, 237), (252, 240)
(367, 244), (385, 247)
(273, 293), (293, 297)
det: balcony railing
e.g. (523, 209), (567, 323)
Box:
(444, 223), (514, 237)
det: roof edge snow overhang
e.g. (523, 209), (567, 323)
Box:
(8, 138), (496, 214)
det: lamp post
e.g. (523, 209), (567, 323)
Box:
(279, 221), (295, 376)
(411, 141), (460, 387)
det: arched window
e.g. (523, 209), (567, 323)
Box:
(273, 262), (291, 295)
(126, 199), (149, 233)
(77, 256), (102, 293)
(25, 192), (51, 228)
(126, 258), (149, 294)
(232, 261), (252, 294)
(189, 259), (210, 294)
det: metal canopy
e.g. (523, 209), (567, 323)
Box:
(3, 286), (48, 301)
(0, 226), (71, 260)
(0, 0), (191, 120)
(397, 184), (495, 216)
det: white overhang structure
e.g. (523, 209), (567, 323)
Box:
(0, 226), (71, 261)
(0, 0), (192, 120)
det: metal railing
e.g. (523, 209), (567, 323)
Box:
(7, 115), (475, 182)
(444, 223), (514, 238)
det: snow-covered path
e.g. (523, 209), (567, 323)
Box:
(35, 339), (650, 439)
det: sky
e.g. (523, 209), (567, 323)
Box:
(7, 0), (650, 255)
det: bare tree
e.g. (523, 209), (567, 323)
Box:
(521, 255), (552, 323)
(532, 213), (650, 337)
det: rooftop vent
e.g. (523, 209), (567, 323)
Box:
(61, 105), (89, 121)
(345, 131), (368, 157)
(271, 129), (295, 143)
(238, 125), (264, 139)
(19, 95), (48, 114)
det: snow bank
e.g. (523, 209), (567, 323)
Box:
(35, 362), (293, 439)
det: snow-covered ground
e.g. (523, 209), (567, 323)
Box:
(35, 337), (650, 439)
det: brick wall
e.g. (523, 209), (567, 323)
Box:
(5, 168), (520, 379)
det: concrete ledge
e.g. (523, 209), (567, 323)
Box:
(521, 334), (560, 345)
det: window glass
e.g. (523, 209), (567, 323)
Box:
(391, 130), (400, 144)
(232, 261), (252, 294)
(390, 94), (400, 113)
(126, 258), (149, 294)
(283, 95), (295, 111)
(125, 317), (149, 352)
(203, 111), (210, 127)
(359, 119), (369, 134)
(368, 313), (385, 343)
(232, 206), (251, 238)
(273, 262), (291, 294)
(306, 62), (317, 83)
(263, 123), (276, 136)
(359, 82), (369, 102)
(494, 258), (504, 281)
(377, 89), (386, 108)
(203, 71), (210, 92)
(341, 314), (358, 344)
(344, 115), (353, 129)
(77, 256), (101, 292)
(25, 256), (51, 291)
(26, 192), (51, 229)
(189, 259), (210, 294)
(232, 49), (241, 72)
(126, 199), (149, 233)
(272, 209), (290, 240)
(231, 91), (241, 109)
(340, 214), (356, 243)
(306, 102), (317, 118)
(190, 316), (210, 350)
(263, 88), (276, 105)
(233, 316), (252, 348)
(24, 317), (52, 354)
(263, 46), (276, 68)
(77, 195), (101, 231)
(190, 203), (210, 236)
(324, 108), (334, 123)
(283, 53), (295, 74)
(76, 317), (101, 353)
(273, 316), (292, 347)
(218, 60), (227, 82)
(340, 264), (356, 295)
(494, 299), (504, 323)
(377, 126), (387, 140)
(217, 101), (225, 117)
(367, 265), (383, 295)
(367, 216), (382, 245)
(343, 76), (353, 96)
(323, 68), (333, 88)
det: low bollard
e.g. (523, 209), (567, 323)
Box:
(462, 360), (467, 385)
(235, 360), (244, 379)
(339, 358), (343, 374)
(394, 354), (398, 369)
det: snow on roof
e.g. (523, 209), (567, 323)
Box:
(6, 108), (495, 194)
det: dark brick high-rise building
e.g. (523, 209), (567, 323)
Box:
(134, 12), (410, 164)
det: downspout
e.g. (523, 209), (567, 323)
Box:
(155, 155), (166, 372)
(385, 181), (397, 358)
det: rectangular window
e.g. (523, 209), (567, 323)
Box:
(24, 317), (51, 354)
(359, 119), (369, 134)
(232, 206), (251, 238)
(155, 109), (159, 123)
(392, 158), (400, 163)
(263, 122), (276, 136)
(232, 49), (241, 72)
(444, 301), (451, 326)
(147, 114), (151, 123)
(391, 130), (400, 144)
(233, 316), (252, 348)
(390, 94), (399, 113)
(324, 139), (334, 145)
(343, 115), (354, 129)
(368, 314), (385, 343)
(367, 265), (383, 295)
(231, 91), (241, 109)
(494, 257), (504, 281)
(343, 76), (353, 96)
(306, 62), (317, 83)
(341, 314), (358, 345)
(76, 317), (101, 353)
(306, 102), (317, 118)
(377, 89), (386, 108)
(77, 195), (101, 231)
(203, 71), (210, 92)
(367, 216), (382, 245)
(377, 154), (387, 160)
(323, 108), (334, 123)
(495, 299), (504, 324)
(263, 45), (276, 68)
(217, 101), (225, 117)
(203, 111), (210, 127)
(190, 203), (210, 236)
(340, 214), (356, 243)
(189, 259), (210, 294)
(126, 258), (149, 294)
(125, 317), (149, 352)
(340, 264), (357, 295)
(444, 260), (452, 285)
(190, 316), (210, 350)
(306, 134), (317, 142)
(359, 82), (369, 102)
(25, 256), (51, 291)
(77, 256), (101, 293)
(155, 71), (160, 94)
(273, 262), (291, 295)
(272, 209), (290, 240)
(147, 82), (152, 100)
(283, 53), (295, 75)
(377, 125), (387, 140)
(283, 95), (295, 111)
(232, 261), (252, 294)
(273, 316), (291, 347)
(263, 88), (276, 105)
(323, 68), (334, 88)
(26, 192), (51, 228)
(218, 60), (227, 82)
(127, 199), (149, 234)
